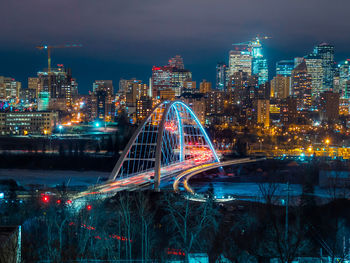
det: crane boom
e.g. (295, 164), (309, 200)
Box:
(36, 44), (82, 96)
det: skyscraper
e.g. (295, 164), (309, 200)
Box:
(271, 75), (291, 99)
(304, 54), (324, 98)
(314, 43), (335, 90)
(216, 62), (227, 90)
(228, 45), (252, 77)
(291, 60), (312, 110)
(199, 80), (212, 94)
(151, 56), (192, 98)
(37, 65), (78, 107)
(90, 80), (115, 122)
(276, 60), (294, 76)
(168, 55), (184, 69)
(338, 60), (350, 98)
(251, 38), (268, 85)
(0, 77), (21, 100)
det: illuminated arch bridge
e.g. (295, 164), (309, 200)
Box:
(109, 100), (219, 190)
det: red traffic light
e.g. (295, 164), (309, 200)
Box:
(42, 195), (50, 203)
(86, 205), (92, 211)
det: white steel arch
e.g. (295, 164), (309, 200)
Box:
(109, 100), (219, 189)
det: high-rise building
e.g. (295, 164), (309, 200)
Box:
(37, 65), (78, 107)
(291, 60), (312, 110)
(280, 97), (298, 125)
(216, 62), (227, 90)
(28, 77), (40, 99)
(338, 60), (350, 98)
(151, 66), (173, 98)
(254, 99), (270, 127)
(251, 39), (268, 85)
(228, 45), (252, 77)
(151, 57), (192, 98)
(136, 97), (153, 122)
(294, 57), (304, 68)
(271, 75), (291, 99)
(0, 77), (21, 100)
(319, 91), (339, 122)
(93, 80), (114, 96)
(305, 54), (324, 98)
(276, 60), (294, 77)
(168, 55), (184, 69)
(89, 80), (115, 122)
(199, 80), (212, 94)
(228, 71), (258, 104)
(314, 43), (335, 90)
(171, 68), (192, 96)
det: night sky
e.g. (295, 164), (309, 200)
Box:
(1, 0), (350, 94)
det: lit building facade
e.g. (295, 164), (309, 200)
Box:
(216, 62), (227, 91)
(291, 61), (312, 110)
(271, 75), (291, 99)
(305, 54), (324, 98)
(0, 76), (21, 100)
(0, 111), (58, 135)
(314, 43), (335, 90)
(228, 45), (252, 77)
(276, 60), (294, 76)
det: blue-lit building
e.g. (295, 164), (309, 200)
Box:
(215, 62), (227, 91)
(276, 60), (294, 76)
(314, 43), (335, 90)
(251, 38), (268, 85)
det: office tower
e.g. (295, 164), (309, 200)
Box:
(205, 91), (225, 116)
(28, 77), (40, 98)
(199, 80), (212, 94)
(291, 61), (312, 110)
(216, 62), (227, 90)
(168, 55), (184, 69)
(37, 65), (77, 107)
(314, 43), (335, 90)
(0, 111), (58, 135)
(171, 68), (192, 96)
(251, 39), (268, 85)
(93, 80), (114, 96)
(338, 60), (350, 98)
(152, 57), (192, 98)
(294, 57), (304, 68)
(90, 80), (115, 122)
(280, 97), (298, 125)
(305, 54), (324, 98)
(151, 66), (173, 97)
(271, 75), (291, 99)
(38, 92), (50, 111)
(228, 71), (258, 104)
(254, 99), (270, 127)
(228, 45), (252, 77)
(319, 91), (339, 122)
(136, 97), (153, 122)
(0, 77), (21, 100)
(276, 60), (294, 76)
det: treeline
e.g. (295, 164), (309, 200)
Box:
(2, 191), (350, 262)
(0, 153), (117, 172)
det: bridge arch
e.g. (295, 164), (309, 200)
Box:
(109, 100), (219, 189)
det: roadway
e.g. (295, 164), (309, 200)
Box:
(173, 158), (266, 201)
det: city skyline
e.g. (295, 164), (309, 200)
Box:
(1, 0), (350, 93)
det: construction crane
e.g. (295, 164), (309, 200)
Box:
(232, 35), (272, 46)
(36, 44), (82, 95)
